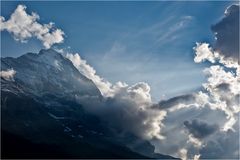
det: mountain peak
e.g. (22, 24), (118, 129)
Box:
(1, 49), (102, 98)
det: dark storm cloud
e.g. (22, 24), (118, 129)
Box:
(211, 4), (239, 61)
(184, 119), (219, 139)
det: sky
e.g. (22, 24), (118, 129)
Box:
(1, 1), (239, 159)
(0, 1), (233, 100)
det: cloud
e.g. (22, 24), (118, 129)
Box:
(65, 52), (126, 97)
(0, 69), (16, 81)
(192, 41), (239, 132)
(199, 128), (239, 159)
(127, 82), (152, 105)
(194, 42), (216, 63)
(211, 4), (239, 61)
(155, 94), (196, 110)
(74, 81), (167, 141)
(150, 5), (239, 159)
(201, 64), (239, 131)
(187, 134), (202, 148)
(194, 42), (239, 69)
(178, 148), (188, 160)
(0, 5), (64, 48)
(184, 119), (219, 139)
(62, 51), (167, 140)
(156, 15), (193, 44)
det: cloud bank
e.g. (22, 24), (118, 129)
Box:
(0, 5), (64, 48)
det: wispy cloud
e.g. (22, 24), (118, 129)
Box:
(155, 16), (193, 45)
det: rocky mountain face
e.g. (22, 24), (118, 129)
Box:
(1, 49), (101, 98)
(1, 49), (176, 159)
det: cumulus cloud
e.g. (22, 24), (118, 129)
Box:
(0, 5), (64, 48)
(192, 40), (239, 132)
(74, 80), (167, 140)
(211, 4), (239, 61)
(107, 82), (166, 140)
(156, 42), (239, 158)
(150, 4), (239, 159)
(0, 69), (16, 81)
(62, 51), (167, 140)
(197, 62), (239, 132)
(194, 42), (216, 63)
(194, 42), (239, 69)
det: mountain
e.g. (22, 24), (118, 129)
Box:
(1, 49), (176, 159)
(1, 49), (101, 98)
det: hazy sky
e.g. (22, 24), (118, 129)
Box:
(1, 1), (232, 100)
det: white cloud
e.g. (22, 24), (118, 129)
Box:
(0, 69), (16, 81)
(185, 41), (240, 132)
(194, 42), (239, 70)
(64, 51), (166, 140)
(0, 5), (64, 48)
(127, 82), (152, 105)
(194, 42), (216, 63)
(111, 82), (166, 140)
(200, 64), (239, 131)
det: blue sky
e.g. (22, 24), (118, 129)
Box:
(1, 1), (233, 100)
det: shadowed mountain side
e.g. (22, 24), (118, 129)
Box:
(1, 91), (149, 159)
